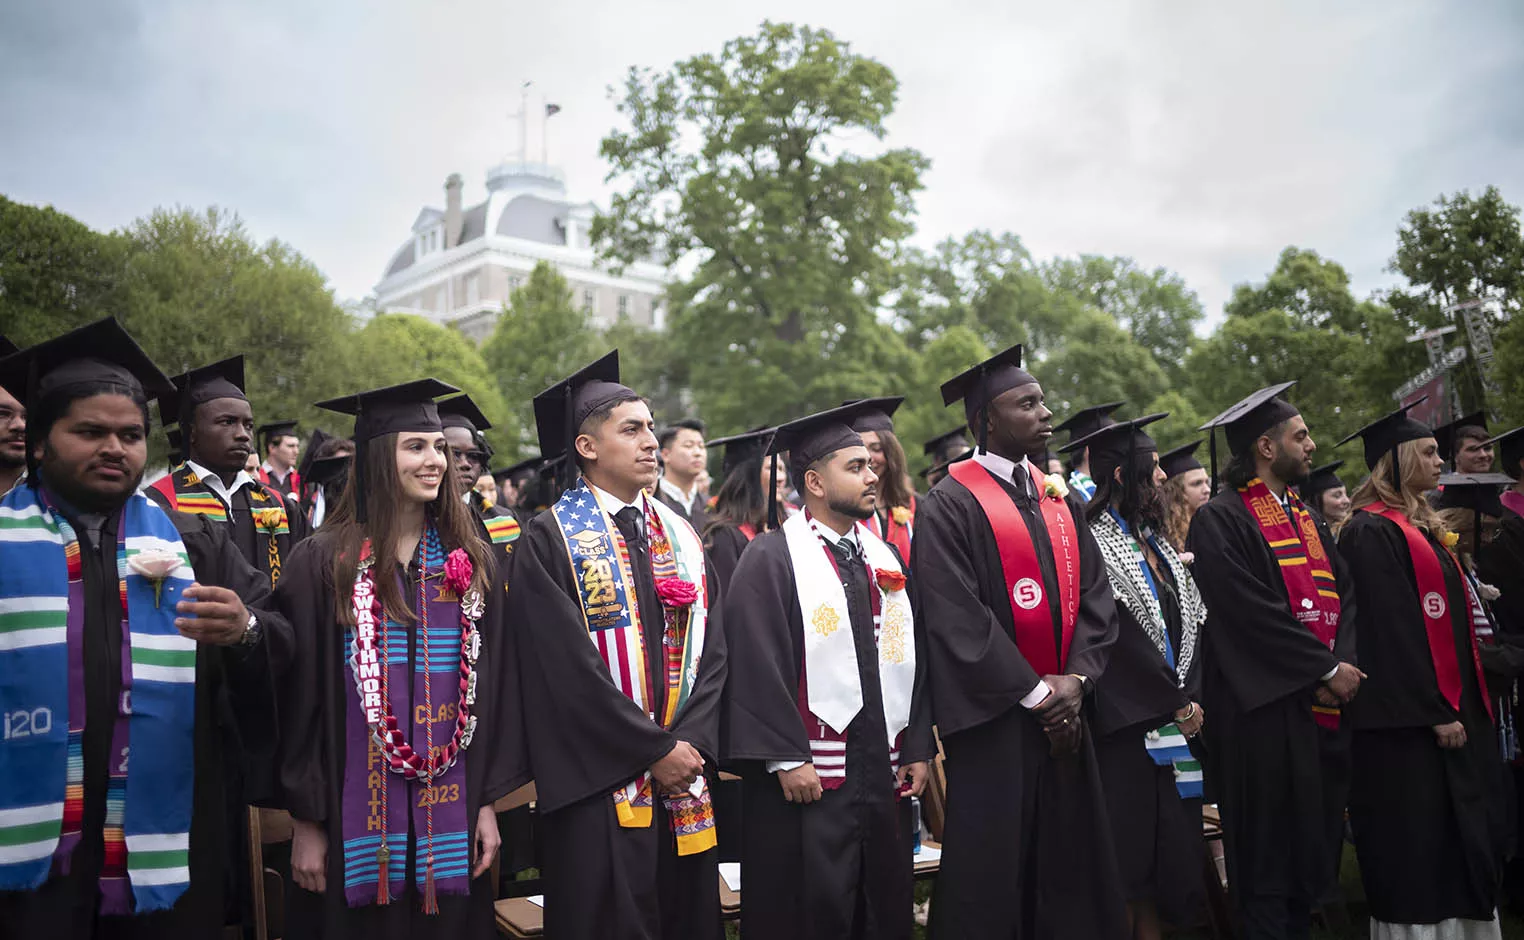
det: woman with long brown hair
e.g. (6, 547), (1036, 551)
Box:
(851, 400), (917, 561)
(1158, 440), (1211, 554)
(1335, 405), (1507, 940)
(274, 379), (526, 938)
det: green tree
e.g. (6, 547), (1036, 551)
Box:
(1041, 255), (1203, 386)
(350, 313), (510, 453)
(481, 262), (598, 459)
(0, 196), (130, 344)
(1037, 309), (1171, 425)
(890, 231), (1046, 353)
(594, 21), (929, 430)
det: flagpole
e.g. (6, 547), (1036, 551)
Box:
(519, 81), (531, 164)
(541, 93), (549, 166)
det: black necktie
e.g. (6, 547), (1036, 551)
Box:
(614, 506), (647, 551)
(832, 537), (860, 567)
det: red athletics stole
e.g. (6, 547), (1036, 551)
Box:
(868, 495), (916, 562)
(1239, 479), (1343, 727)
(1361, 503), (1493, 721)
(948, 458), (1079, 676)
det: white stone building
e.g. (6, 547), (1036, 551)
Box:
(372, 162), (668, 343)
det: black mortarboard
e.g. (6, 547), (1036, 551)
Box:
(708, 426), (775, 477)
(1053, 401), (1126, 446)
(0, 335), (17, 358)
(531, 351), (637, 461)
(766, 399), (896, 524)
(1198, 381), (1299, 496)
(295, 427), (337, 489)
(158, 356), (247, 443)
(1159, 439), (1204, 478)
(923, 426), (971, 460)
(1298, 461), (1347, 510)
(0, 317), (173, 409)
(939, 344), (1037, 450)
(493, 454), (544, 485)
(315, 379), (459, 523)
(165, 425), (184, 456)
(1482, 427), (1524, 479)
(841, 397), (903, 435)
(1336, 398), (1434, 472)
(1061, 413), (1167, 479)
(1438, 470), (1511, 554)
(1433, 410), (1487, 463)
(258, 420), (300, 450)
(307, 453), (353, 490)
(437, 394), (493, 433)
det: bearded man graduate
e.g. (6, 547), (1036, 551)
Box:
(722, 401), (933, 940)
(0, 319), (285, 939)
(148, 357), (309, 591)
(0, 334), (24, 496)
(506, 352), (728, 940)
(1187, 383), (1362, 940)
(912, 344), (1127, 940)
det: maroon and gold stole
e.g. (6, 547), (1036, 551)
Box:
(949, 459), (1079, 675)
(1359, 503), (1493, 722)
(1238, 478), (1343, 727)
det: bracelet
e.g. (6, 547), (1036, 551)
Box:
(1178, 703), (1197, 723)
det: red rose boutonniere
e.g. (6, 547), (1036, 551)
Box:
(656, 577), (698, 609)
(875, 568), (907, 593)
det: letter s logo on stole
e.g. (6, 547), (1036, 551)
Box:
(1013, 577), (1043, 610)
(1423, 592), (1447, 619)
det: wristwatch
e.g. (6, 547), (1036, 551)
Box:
(239, 612), (262, 648)
(1068, 673), (1092, 695)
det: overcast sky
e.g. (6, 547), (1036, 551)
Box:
(3, 0), (1521, 321)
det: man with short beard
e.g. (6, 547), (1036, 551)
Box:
(1188, 383), (1362, 940)
(0, 319), (285, 939)
(1072, 414), (1210, 940)
(147, 356), (308, 591)
(0, 335), (25, 495)
(722, 400), (933, 940)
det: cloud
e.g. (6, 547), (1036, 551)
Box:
(1, 0), (1520, 323)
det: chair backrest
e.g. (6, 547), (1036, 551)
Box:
(920, 729), (950, 843)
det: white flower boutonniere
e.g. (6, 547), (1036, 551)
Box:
(1042, 473), (1069, 500)
(128, 549), (185, 607)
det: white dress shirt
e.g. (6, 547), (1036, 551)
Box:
(658, 476), (699, 515)
(186, 460), (258, 510)
(589, 482), (648, 535)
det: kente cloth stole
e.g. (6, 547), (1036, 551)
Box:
(949, 458), (1080, 676)
(1359, 504), (1493, 723)
(783, 511), (915, 789)
(1237, 479), (1343, 727)
(150, 467), (291, 587)
(0, 486), (197, 914)
(1094, 510), (1207, 798)
(552, 479), (716, 856)
(483, 514), (521, 546)
(340, 528), (473, 909)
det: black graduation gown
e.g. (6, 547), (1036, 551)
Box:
(1185, 491), (1357, 914)
(654, 487), (710, 536)
(1091, 556), (1204, 924)
(0, 508), (283, 940)
(701, 523), (752, 597)
(1339, 513), (1507, 925)
(146, 467), (310, 591)
(271, 532), (527, 940)
(1478, 504), (1524, 910)
(506, 505), (728, 940)
(910, 470), (1127, 940)
(721, 530), (934, 940)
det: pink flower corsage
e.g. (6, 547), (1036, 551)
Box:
(656, 577), (698, 609)
(444, 548), (473, 594)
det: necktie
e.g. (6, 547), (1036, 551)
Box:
(832, 536), (860, 568)
(614, 506), (647, 551)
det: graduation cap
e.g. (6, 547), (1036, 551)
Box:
(165, 424), (184, 456)
(0, 318), (174, 474)
(306, 453), (353, 491)
(1053, 401), (1126, 448)
(939, 343), (1037, 452)
(294, 427), (337, 491)
(840, 397), (903, 435)
(315, 378), (460, 522)
(258, 420), (300, 452)
(1335, 398), (1433, 475)
(437, 394), (492, 433)
(1197, 381), (1299, 496)
(493, 454), (544, 485)
(708, 426), (776, 478)
(1158, 439), (1204, 478)
(1438, 470), (1512, 555)
(765, 398), (898, 525)
(1482, 427), (1524, 479)
(157, 356), (248, 460)
(1060, 413), (1168, 493)
(531, 350), (639, 466)
(1297, 461), (1347, 512)
(1432, 410), (1488, 463)
(923, 426), (971, 461)
(0, 335), (17, 358)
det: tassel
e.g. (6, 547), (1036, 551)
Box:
(423, 863), (439, 915)
(376, 845), (390, 905)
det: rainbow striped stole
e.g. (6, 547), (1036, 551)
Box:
(483, 514), (521, 545)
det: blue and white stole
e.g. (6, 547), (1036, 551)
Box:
(0, 484), (198, 913)
(1099, 509), (1203, 798)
